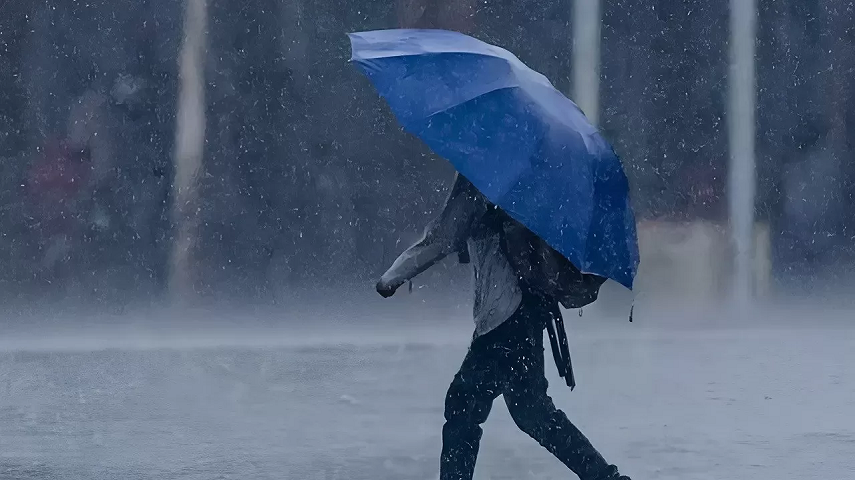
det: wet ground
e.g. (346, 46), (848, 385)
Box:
(1, 311), (853, 480)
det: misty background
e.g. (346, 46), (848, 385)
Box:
(1, 0), (853, 311)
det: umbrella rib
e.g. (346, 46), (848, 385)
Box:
(419, 85), (521, 122)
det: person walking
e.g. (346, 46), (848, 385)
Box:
(376, 173), (631, 480)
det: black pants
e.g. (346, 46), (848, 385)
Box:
(440, 297), (622, 480)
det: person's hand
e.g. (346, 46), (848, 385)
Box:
(376, 280), (398, 298)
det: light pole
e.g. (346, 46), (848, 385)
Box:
(572, 0), (601, 126)
(170, 0), (208, 302)
(727, 0), (758, 306)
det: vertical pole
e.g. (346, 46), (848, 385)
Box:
(728, 0), (757, 306)
(572, 0), (601, 126)
(170, 0), (207, 301)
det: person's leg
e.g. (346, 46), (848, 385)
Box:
(505, 391), (624, 480)
(440, 333), (503, 480)
(501, 309), (627, 480)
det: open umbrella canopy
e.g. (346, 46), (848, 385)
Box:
(348, 28), (639, 289)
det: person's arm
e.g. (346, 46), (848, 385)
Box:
(377, 174), (479, 297)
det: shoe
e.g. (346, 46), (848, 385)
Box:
(592, 468), (630, 480)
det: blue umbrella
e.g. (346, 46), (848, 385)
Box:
(348, 29), (639, 289)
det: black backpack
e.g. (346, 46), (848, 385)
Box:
(489, 209), (607, 309)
